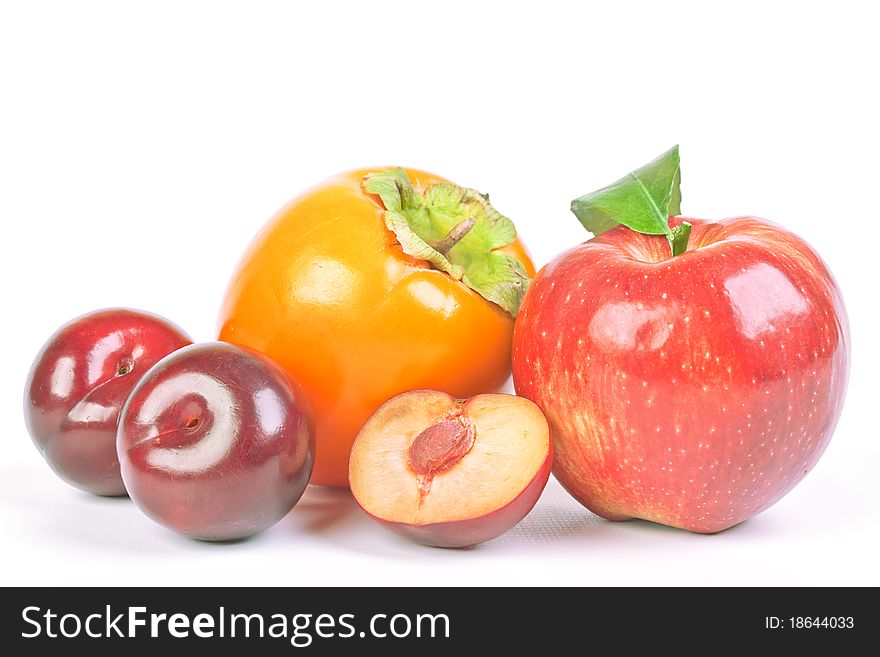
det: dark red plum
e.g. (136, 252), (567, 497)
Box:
(24, 309), (191, 495)
(117, 342), (315, 541)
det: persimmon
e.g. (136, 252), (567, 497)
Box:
(218, 168), (534, 486)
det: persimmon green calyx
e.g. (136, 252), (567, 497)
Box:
(363, 168), (530, 315)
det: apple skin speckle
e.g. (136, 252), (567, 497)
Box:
(511, 217), (850, 533)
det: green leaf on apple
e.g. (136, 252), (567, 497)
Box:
(570, 145), (691, 256)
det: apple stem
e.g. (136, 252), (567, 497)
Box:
(668, 221), (692, 257)
(433, 216), (476, 256)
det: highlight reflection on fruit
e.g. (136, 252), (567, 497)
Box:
(219, 167), (534, 486)
(349, 390), (552, 548)
(117, 342), (314, 540)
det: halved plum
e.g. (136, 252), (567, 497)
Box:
(349, 390), (552, 548)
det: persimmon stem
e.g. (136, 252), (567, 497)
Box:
(433, 216), (476, 256)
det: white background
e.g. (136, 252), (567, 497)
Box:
(2, 1), (877, 586)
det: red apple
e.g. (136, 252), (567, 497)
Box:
(117, 342), (314, 540)
(349, 390), (552, 548)
(24, 308), (191, 496)
(512, 217), (849, 533)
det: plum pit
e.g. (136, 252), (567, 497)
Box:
(408, 414), (476, 504)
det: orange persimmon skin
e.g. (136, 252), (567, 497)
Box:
(218, 168), (534, 487)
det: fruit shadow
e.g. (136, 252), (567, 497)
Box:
(286, 485), (454, 558)
(2, 466), (263, 555)
(48, 495), (274, 554)
(285, 484), (368, 535)
(491, 498), (819, 553)
(482, 477), (766, 551)
(487, 499), (605, 549)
